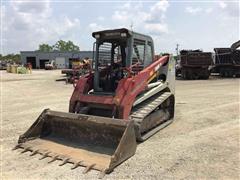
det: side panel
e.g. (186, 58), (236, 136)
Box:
(180, 51), (213, 67)
(159, 55), (175, 94)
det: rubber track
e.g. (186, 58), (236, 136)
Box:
(130, 92), (172, 141)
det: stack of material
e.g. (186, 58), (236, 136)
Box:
(6, 65), (29, 74)
(6, 65), (11, 73)
(17, 66), (27, 74)
(10, 65), (18, 73)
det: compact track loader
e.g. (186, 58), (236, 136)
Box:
(14, 28), (175, 178)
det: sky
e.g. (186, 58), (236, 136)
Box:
(0, 0), (239, 55)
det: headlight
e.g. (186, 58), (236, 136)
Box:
(120, 33), (127, 37)
(94, 34), (100, 39)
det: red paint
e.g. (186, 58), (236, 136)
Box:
(69, 56), (169, 120)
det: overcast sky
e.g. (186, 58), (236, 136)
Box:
(1, 0), (239, 55)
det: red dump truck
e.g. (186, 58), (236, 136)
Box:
(176, 50), (213, 80)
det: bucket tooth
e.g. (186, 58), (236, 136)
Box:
(71, 161), (82, 170)
(12, 144), (22, 151)
(16, 110), (137, 176)
(39, 151), (51, 160)
(59, 158), (70, 166)
(30, 149), (39, 156)
(21, 147), (31, 154)
(83, 164), (96, 174)
(48, 155), (59, 163)
(98, 169), (106, 179)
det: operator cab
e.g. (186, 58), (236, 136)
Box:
(92, 28), (154, 94)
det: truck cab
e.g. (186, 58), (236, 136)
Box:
(45, 60), (56, 70)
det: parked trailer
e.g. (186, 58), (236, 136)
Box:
(61, 59), (92, 84)
(61, 68), (82, 83)
(176, 50), (213, 80)
(213, 41), (240, 77)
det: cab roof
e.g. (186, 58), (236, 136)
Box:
(92, 28), (153, 42)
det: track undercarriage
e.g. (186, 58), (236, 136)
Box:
(131, 91), (174, 141)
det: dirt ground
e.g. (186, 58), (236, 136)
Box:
(1, 70), (239, 179)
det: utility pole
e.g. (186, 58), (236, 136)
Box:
(176, 43), (179, 60)
(130, 21), (133, 31)
(176, 43), (179, 56)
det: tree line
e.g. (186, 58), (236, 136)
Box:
(0, 54), (21, 63)
(0, 40), (80, 63)
(38, 40), (80, 52)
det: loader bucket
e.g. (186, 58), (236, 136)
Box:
(14, 109), (137, 178)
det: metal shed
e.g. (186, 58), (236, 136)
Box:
(20, 51), (93, 69)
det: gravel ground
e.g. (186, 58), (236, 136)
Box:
(1, 70), (239, 179)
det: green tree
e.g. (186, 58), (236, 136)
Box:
(53, 40), (80, 52)
(13, 54), (21, 63)
(38, 43), (53, 52)
(0, 54), (20, 63)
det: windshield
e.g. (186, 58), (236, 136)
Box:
(96, 40), (127, 68)
(93, 39), (128, 93)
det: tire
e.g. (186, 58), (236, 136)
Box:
(202, 74), (209, 80)
(228, 71), (233, 77)
(185, 71), (191, 80)
(192, 73), (199, 80)
(220, 71), (224, 77)
(182, 70), (186, 79)
(202, 70), (210, 80)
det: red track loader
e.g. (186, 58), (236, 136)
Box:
(14, 28), (175, 178)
